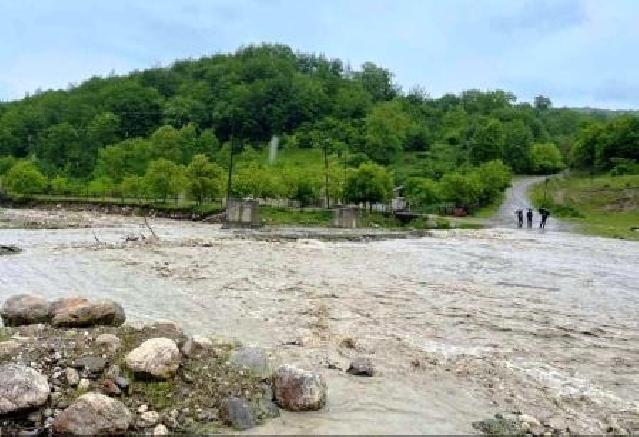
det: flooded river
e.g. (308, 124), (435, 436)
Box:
(1, 196), (638, 433)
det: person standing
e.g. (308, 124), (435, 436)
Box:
(526, 208), (533, 228)
(515, 209), (524, 228)
(539, 208), (550, 229)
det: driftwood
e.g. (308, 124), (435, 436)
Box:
(144, 215), (159, 240)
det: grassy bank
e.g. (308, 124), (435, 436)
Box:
(530, 174), (639, 240)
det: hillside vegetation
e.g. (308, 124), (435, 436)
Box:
(531, 174), (639, 240)
(0, 43), (630, 214)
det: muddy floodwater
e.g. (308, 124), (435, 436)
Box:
(1, 205), (638, 434)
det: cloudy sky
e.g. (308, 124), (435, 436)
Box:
(1, 0), (638, 108)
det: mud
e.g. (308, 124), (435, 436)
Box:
(1, 200), (638, 434)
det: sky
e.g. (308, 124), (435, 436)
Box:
(1, 0), (638, 109)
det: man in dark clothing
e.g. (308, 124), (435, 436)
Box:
(515, 209), (524, 228)
(526, 208), (533, 228)
(539, 208), (550, 229)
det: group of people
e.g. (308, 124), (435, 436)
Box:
(515, 208), (550, 229)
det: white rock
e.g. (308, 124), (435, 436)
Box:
(139, 410), (160, 427)
(153, 424), (169, 435)
(0, 364), (50, 414)
(77, 378), (90, 391)
(95, 333), (122, 352)
(125, 338), (180, 379)
(65, 368), (80, 387)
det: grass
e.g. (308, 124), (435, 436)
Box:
(261, 206), (332, 226)
(0, 328), (10, 342)
(530, 173), (639, 240)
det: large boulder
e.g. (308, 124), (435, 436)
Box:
(229, 346), (274, 379)
(0, 364), (50, 415)
(53, 392), (131, 435)
(0, 294), (50, 326)
(273, 365), (327, 411)
(125, 338), (180, 379)
(50, 297), (125, 327)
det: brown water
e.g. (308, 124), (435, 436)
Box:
(1, 205), (638, 434)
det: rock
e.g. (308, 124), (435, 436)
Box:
(181, 335), (212, 357)
(153, 424), (169, 435)
(519, 414), (541, 428)
(273, 365), (327, 411)
(0, 294), (50, 326)
(139, 410), (160, 427)
(0, 364), (50, 414)
(105, 364), (121, 380)
(115, 376), (130, 389)
(52, 392), (131, 435)
(125, 338), (180, 379)
(99, 379), (121, 396)
(254, 385), (280, 420)
(0, 340), (20, 357)
(347, 357), (374, 376)
(73, 356), (107, 374)
(65, 367), (80, 386)
(95, 333), (121, 352)
(219, 397), (256, 430)
(472, 417), (521, 435)
(51, 298), (125, 327)
(229, 346), (274, 379)
(77, 378), (90, 392)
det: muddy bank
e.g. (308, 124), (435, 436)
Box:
(0, 197), (224, 224)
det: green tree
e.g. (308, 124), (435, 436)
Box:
(405, 177), (441, 207)
(469, 118), (505, 164)
(3, 161), (48, 195)
(186, 154), (223, 204)
(343, 162), (393, 207)
(143, 158), (184, 202)
(120, 175), (144, 201)
(363, 101), (411, 164)
(439, 172), (483, 209)
(531, 143), (565, 174)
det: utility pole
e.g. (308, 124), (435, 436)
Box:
(226, 134), (235, 206)
(323, 138), (330, 209)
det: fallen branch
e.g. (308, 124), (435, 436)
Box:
(91, 230), (101, 244)
(144, 215), (159, 240)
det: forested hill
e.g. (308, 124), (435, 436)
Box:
(0, 43), (635, 210)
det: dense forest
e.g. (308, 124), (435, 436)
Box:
(0, 44), (637, 210)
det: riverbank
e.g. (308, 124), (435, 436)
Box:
(529, 174), (639, 240)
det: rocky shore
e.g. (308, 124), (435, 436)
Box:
(0, 294), (326, 435)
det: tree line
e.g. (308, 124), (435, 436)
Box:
(0, 43), (633, 209)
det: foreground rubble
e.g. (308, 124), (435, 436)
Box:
(0, 294), (327, 435)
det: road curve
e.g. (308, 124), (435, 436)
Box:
(491, 175), (570, 231)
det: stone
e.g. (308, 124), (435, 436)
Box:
(229, 346), (274, 379)
(153, 424), (169, 435)
(273, 365), (327, 411)
(77, 378), (90, 392)
(219, 397), (256, 430)
(138, 404), (148, 413)
(73, 356), (107, 374)
(347, 357), (374, 376)
(181, 335), (212, 357)
(139, 410), (160, 427)
(115, 377), (130, 389)
(0, 340), (20, 357)
(519, 414), (541, 428)
(65, 367), (80, 386)
(125, 338), (180, 379)
(99, 379), (121, 396)
(105, 364), (121, 380)
(52, 392), (131, 435)
(51, 298), (125, 327)
(95, 333), (121, 352)
(0, 364), (50, 414)
(0, 294), (50, 326)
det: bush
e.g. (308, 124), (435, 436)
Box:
(531, 143), (565, 174)
(343, 162), (393, 206)
(3, 161), (48, 195)
(609, 158), (639, 176)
